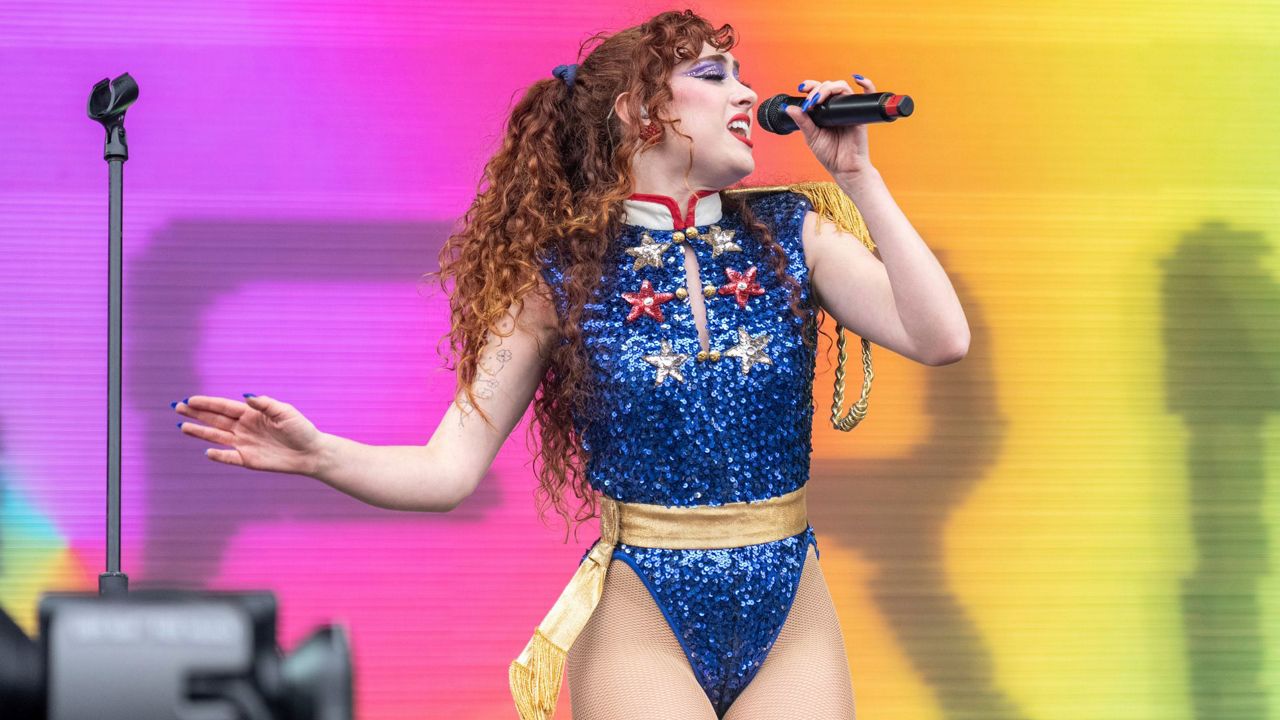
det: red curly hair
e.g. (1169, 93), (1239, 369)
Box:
(422, 10), (822, 541)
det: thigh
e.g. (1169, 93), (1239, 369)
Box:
(722, 544), (857, 720)
(566, 557), (718, 720)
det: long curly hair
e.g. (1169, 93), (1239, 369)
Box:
(422, 9), (822, 541)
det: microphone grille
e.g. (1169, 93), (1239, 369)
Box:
(756, 94), (796, 135)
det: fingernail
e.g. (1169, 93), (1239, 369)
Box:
(176, 422), (184, 429)
(182, 396), (189, 404)
(801, 92), (820, 111)
(170, 401), (178, 409)
(243, 393), (256, 398)
(796, 82), (806, 91)
(780, 102), (789, 112)
(853, 74), (864, 80)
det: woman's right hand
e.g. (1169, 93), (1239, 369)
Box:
(174, 394), (325, 476)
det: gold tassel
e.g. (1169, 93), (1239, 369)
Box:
(724, 180), (875, 431)
(508, 629), (567, 720)
(507, 536), (613, 720)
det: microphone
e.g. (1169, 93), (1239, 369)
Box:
(756, 91), (914, 135)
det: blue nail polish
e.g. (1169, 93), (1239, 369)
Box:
(802, 92), (820, 111)
(177, 422), (184, 429)
(796, 82), (805, 91)
(853, 74), (864, 80)
(170, 401), (178, 409)
(780, 102), (789, 112)
(243, 393), (256, 398)
(182, 396), (189, 404)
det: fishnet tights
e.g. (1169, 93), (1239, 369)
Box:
(566, 544), (856, 719)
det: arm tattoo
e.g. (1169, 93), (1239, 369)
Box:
(456, 330), (514, 427)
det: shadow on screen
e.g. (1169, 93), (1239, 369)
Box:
(132, 219), (503, 588)
(1161, 218), (1275, 720)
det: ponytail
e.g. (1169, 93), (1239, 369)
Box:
(427, 10), (779, 541)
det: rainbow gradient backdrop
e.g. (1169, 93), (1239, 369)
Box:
(1, 2), (1276, 718)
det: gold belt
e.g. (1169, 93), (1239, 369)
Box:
(508, 486), (809, 720)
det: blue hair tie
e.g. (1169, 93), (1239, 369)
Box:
(551, 63), (578, 90)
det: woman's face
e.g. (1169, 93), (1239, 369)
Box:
(657, 42), (759, 190)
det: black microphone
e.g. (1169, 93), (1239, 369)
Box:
(756, 91), (914, 135)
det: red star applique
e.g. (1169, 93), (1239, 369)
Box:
(620, 279), (677, 322)
(718, 266), (765, 309)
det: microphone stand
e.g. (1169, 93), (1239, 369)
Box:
(86, 73), (138, 597)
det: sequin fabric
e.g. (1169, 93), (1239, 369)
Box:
(542, 190), (822, 717)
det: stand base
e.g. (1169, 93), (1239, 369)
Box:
(98, 571), (129, 596)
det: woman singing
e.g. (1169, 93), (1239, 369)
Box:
(173, 9), (968, 719)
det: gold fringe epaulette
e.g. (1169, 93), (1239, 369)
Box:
(723, 181), (875, 431)
(724, 180), (876, 253)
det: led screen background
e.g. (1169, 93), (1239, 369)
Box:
(1, 2), (1276, 718)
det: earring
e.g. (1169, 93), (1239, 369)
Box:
(640, 121), (662, 142)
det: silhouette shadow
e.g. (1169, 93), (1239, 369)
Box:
(1160, 219), (1274, 720)
(131, 219), (501, 589)
(808, 254), (1028, 719)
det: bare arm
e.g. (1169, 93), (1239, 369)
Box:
(310, 281), (559, 512)
(803, 168), (970, 366)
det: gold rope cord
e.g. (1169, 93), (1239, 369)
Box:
(723, 181), (875, 431)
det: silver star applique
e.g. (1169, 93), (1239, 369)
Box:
(703, 225), (743, 257)
(723, 326), (773, 374)
(642, 339), (689, 385)
(624, 232), (674, 271)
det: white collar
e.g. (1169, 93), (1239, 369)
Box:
(622, 190), (723, 231)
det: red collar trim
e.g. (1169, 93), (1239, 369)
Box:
(625, 189), (720, 230)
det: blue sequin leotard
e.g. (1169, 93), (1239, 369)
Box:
(541, 187), (823, 717)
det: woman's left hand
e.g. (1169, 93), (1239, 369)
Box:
(783, 74), (877, 179)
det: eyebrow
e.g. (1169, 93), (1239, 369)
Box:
(692, 53), (740, 74)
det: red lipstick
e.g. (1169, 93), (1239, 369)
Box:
(727, 112), (753, 148)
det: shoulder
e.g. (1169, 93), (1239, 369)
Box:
(727, 187), (813, 219)
(724, 187), (817, 275)
(725, 187), (817, 248)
